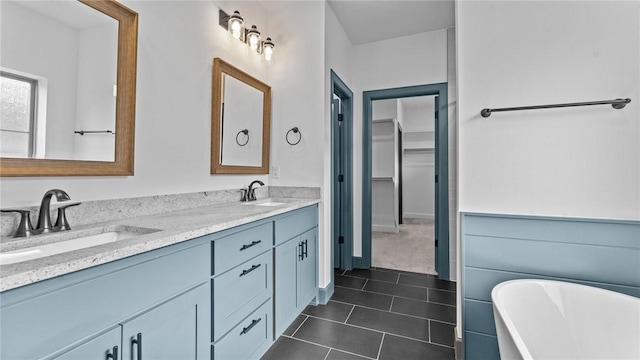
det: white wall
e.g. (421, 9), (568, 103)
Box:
(457, 1), (640, 219)
(352, 30), (448, 258)
(266, 0), (327, 286)
(456, 0), (640, 338)
(1, 0), (272, 207)
(323, 2), (353, 289)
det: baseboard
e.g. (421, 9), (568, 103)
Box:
(404, 213), (434, 220)
(372, 224), (399, 233)
(352, 256), (366, 269)
(455, 326), (463, 360)
(316, 281), (334, 305)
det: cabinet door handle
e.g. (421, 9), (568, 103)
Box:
(106, 346), (118, 360)
(240, 264), (261, 277)
(303, 239), (308, 259)
(132, 333), (142, 360)
(240, 318), (262, 335)
(298, 242), (304, 260)
(240, 240), (261, 251)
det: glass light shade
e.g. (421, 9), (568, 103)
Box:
(228, 11), (243, 40)
(263, 37), (274, 62)
(246, 25), (261, 51)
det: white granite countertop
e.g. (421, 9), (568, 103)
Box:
(0, 198), (319, 292)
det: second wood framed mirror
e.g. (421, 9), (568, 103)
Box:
(211, 58), (270, 174)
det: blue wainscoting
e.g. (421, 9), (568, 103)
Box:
(461, 212), (640, 360)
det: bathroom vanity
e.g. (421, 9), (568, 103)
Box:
(0, 200), (318, 360)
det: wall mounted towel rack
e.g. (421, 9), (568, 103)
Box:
(74, 130), (116, 135)
(481, 98), (631, 118)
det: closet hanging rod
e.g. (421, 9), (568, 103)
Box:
(481, 98), (631, 118)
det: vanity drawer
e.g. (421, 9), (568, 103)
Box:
(274, 205), (318, 246)
(213, 222), (272, 275)
(213, 299), (273, 360)
(212, 251), (272, 340)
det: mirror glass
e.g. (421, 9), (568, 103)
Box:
(220, 74), (263, 166)
(1, 0), (118, 161)
(211, 58), (270, 174)
(0, 0), (138, 177)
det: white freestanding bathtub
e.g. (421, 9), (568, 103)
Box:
(491, 279), (640, 360)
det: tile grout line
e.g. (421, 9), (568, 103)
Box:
(283, 334), (378, 360)
(344, 304), (356, 324)
(335, 284), (456, 307)
(376, 333), (386, 360)
(428, 319), (432, 344)
(388, 296), (395, 312)
(395, 273), (400, 284)
(324, 296), (456, 325)
(322, 348), (331, 360)
(290, 315), (309, 337)
(300, 313), (455, 349)
(361, 278), (369, 291)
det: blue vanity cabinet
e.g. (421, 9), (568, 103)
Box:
(121, 283), (209, 360)
(53, 327), (122, 360)
(274, 206), (319, 337)
(211, 221), (274, 360)
(0, 238), (211, 360)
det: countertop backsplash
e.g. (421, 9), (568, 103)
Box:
(1, 186), (319, 238)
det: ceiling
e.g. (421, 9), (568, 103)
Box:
(327, 0), (455, 45)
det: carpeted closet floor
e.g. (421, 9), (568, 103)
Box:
(372, 218), (436, 275)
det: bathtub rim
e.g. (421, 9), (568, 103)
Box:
(491, 279), (640, 360)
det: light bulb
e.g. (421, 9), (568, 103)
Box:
(228, 11), (243, 40)
(246, 25), (261, 52)
(263, 37), (274, 63)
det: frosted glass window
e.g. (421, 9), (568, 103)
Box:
(0, 72), (36, 157)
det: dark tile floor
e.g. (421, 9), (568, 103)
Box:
(262, 267), (456, 360)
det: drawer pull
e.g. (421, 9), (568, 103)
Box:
(106, 346), (119, 360)
(303, 239), (308, 259)
(132, 333), (142, 360)
(298, 242), (304, 260)
(240, 264), (261, 277)
(240, 240), (262, 251)
(240, 318), (262, 335)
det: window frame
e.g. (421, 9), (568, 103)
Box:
(0, 70), (39, 158)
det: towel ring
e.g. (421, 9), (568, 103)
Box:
(286, 127), (302, 145)
(236, 129), (249, 146)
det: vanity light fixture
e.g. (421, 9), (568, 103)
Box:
(227, 10), (244, 40)
(219, 9), (275, 63)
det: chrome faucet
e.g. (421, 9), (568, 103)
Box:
(36, 189), (70, 234)
(244, 180), (265, 202)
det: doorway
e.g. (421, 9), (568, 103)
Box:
(331, 70), (353, 271)
(361, 83), (449, 279)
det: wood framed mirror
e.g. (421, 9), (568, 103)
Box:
(0, 0), (138, 176)
(211, 58), (270, 174)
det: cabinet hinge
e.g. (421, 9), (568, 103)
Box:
(338, 236), (344, 244)
(338, 114), (344, 122)
(435, 239), (439, 247)
(338, 174), (344, 182)
(435, 174), (438, 183)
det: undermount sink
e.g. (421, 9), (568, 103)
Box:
(0, 227), (159, 266)
(255, 201), (287, 207)
(242, 199), (289, 207)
